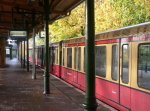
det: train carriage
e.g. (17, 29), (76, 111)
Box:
(56, 23), (150, 111)
(31, 22), (150, 111)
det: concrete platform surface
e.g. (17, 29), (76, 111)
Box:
(0, 58), (117, 111)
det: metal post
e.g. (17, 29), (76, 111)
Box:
(18, 43), (19, 60)
(32, 28), (36, 79)
(83, 0), (97, 110)
(32, 12), (36, 79)
(43, 0), (50, 94)
(23, 39), (26, 68)
(21, 42), (23, 67)
(27, 30), (29, 72)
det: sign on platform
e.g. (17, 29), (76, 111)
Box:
(9, 30), (27, 38)
(39, 31), (45, 38)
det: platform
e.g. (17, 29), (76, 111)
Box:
(0, 58), (116, 111)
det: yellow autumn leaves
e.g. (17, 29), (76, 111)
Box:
(36, 0), (150, 44)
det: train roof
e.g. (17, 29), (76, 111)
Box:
(49, 42), (62, 47)
(95, 22), (150, 40)
(63, 22), (150, 44)
(98, 22), (150, 35)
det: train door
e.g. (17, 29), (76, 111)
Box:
(61, 47), (67, 79)
(119, 38), (131, 110)
(73, 47), (80, 84)
(66, 47), (73, 81)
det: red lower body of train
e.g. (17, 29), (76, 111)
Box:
(28, 32), (150, 111)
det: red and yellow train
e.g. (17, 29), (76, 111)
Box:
(28, 22), (150, 111)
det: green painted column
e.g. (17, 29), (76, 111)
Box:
(23, 39), (26, 68)
(32, 28), (36, 79)
(17, 40), (21, 61)
(27, 30), (29, 72)
(32, 13), (36, 79)
(20, 42), (23, 67)
(43, 0), (50, 94)
(25, 21), (29, 72)
(17, 43), (19, 60)
(83, 0), (98, 111)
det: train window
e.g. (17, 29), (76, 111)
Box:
(52, 48), (55, 64)
(122, 44), (129, 84)
(62, 48), (65, 66)
(138, 44), (150, 90)
(52, 48), (58, 64)
(67, 48), (72, 68)
(111, 45), (118, 81)
(55, 48), (58, 64)
(95, 46), (106, 77)
(74, 47), (81, 71)
(74, 47), (77, 70)
(78, 47), (81, 71)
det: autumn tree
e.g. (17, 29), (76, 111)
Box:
(35, 0), (150, 44)
(49, 3), (85, 42)
(95, 0), (121, 33)
(112, 0), (150, 26)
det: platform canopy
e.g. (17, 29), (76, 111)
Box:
(0, 0), (84, 38)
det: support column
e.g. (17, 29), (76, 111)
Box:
(83, 0), (97, 111)
(23, 39), (26, 68)
(43, 0), (50, 94)
(27, 30), (29, 72)
(18, 44), (19, 60)
(17, 41), (20, 60)
(21, 42), (23, 67)
(32, 28), (36, 79)
(32, 13), (36, 79)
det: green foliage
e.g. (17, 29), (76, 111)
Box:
(49, 4), (85, 42)
(45, 0), (150, 43)
(112, 0), (150, 26)
(95, 0), (121, 33)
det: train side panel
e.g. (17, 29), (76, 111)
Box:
(130, 36), (150, 111)
(131, 89), (150, 111)
(47, 23), (150, 111)
(96, 78), (119, 103)
(52, 65), (60, 77)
